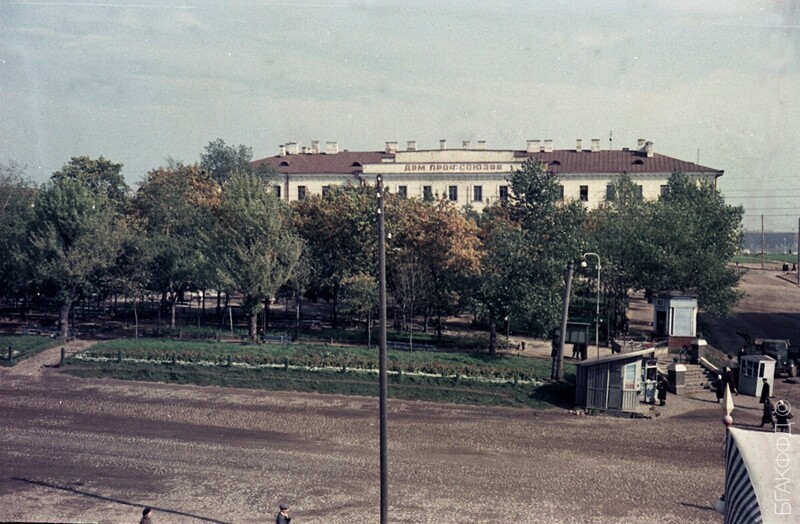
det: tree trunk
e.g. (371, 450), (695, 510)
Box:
(133, 297), (139, 340)
(332, 283), (339, 329)
(488, 314), (497, 357)
(170, 300), (177, 329)
(294, 294), (300, 341)
(248, 313), (257, 342)
(436, 307), (442, 343)
(265, 297), (270, 331)
(216, 289), (222, 320)
(58, 300), (72, 338)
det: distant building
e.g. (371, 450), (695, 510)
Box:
(253, 138), (723, 210)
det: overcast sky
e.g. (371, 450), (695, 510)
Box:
(2, 0), (798, 231)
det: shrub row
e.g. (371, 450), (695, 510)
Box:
(79, 339), (557, 382)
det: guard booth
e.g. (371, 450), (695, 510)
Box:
(640, 358), (659, 404)
(652, 293), (697, 350)
(574, 348), (656, 413)
(738, 354), (775, 398)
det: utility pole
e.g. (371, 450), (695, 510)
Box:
(761, 214), (765, 270)
(555, 260), (574, 382)
(376, 175), (388, 524)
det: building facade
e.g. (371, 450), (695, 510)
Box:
(253, 138), (723, 210)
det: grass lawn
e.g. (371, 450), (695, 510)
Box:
(0, 335), (62, 367)
(65, 338), (575, 409)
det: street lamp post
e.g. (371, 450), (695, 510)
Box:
(581, 252), (601, 359)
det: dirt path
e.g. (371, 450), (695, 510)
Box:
(1, 338), (98, 378)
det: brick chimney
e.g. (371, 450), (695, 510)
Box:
(462, 140), (470, 149)
(576, 139), (582, 152)
(286, 142), (299, 155)
(325, 141), (338, 154)
(440, 139), (447, 150)
(591, 139), (600, 152)
(637, 138), (646, 149)
(477, 141), (486, 150)
(407, 140), (417, 152)
(527, 140), (539, 153)
(544, 139), (553, 153)
(311, 140), (320, 154)
(645, 141), (654, 158)
(385, 141), (398, 154)
(279, 145), (286, 157)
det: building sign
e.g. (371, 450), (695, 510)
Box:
(403, 163), (508, 172)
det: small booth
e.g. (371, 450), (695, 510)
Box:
(575, 348), (656, 413)
(652, 292), (697, 350)
(738, 354), (775, 398)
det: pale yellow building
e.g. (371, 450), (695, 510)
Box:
(253, 138), (723, 210)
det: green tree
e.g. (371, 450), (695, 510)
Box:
(27, 169), (124, 337)
(339, 272), (379, 346)
(647, 172), (744, 315)
(50, 156), (129, 209)
(134, 161), (218, 328)
(200, 138), (255, 185)
(478, 159), (586, 355)
(208, 172), (302, 341)
(584, 174), (656, 332)
(292, 185), (377, 328)
(0, 161), (37, 302)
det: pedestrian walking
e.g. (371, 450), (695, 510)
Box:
(722, 367), (738, 395)
(760, 398), (775, 429)
(715, 374), (725, 403)
(759, 378), (771, 404)
(276, 503), (291, 524)
(140, 507), (153, 524)
(656, 376), (668, 406)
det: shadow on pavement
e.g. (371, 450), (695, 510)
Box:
(12, 477), (229, 524)
(680, 502), (717, 512)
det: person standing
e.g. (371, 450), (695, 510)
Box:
(140, 507), (153, 524)
(759, 378), (771, 404)
(656, 376), (668, 407)
(722, 367), (738, 395)
(760, 398), (775, 429)
(715, 374), (725, 403)
(276, 503), (291, 524)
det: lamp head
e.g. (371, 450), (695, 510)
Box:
(580, 260), (588, 268)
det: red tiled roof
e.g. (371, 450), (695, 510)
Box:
(528, 150), (722, 174)
(253, 149), (722, 176)
(254, 151), (390, 175)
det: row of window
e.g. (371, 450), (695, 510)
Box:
(280, 184), (670, 202)
(286, 184), (509, 203)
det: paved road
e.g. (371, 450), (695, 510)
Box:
(6, 265), (800, 524)
(3, 347), (766, 524)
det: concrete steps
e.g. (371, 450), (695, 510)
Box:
(685, 366), (710, 391)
